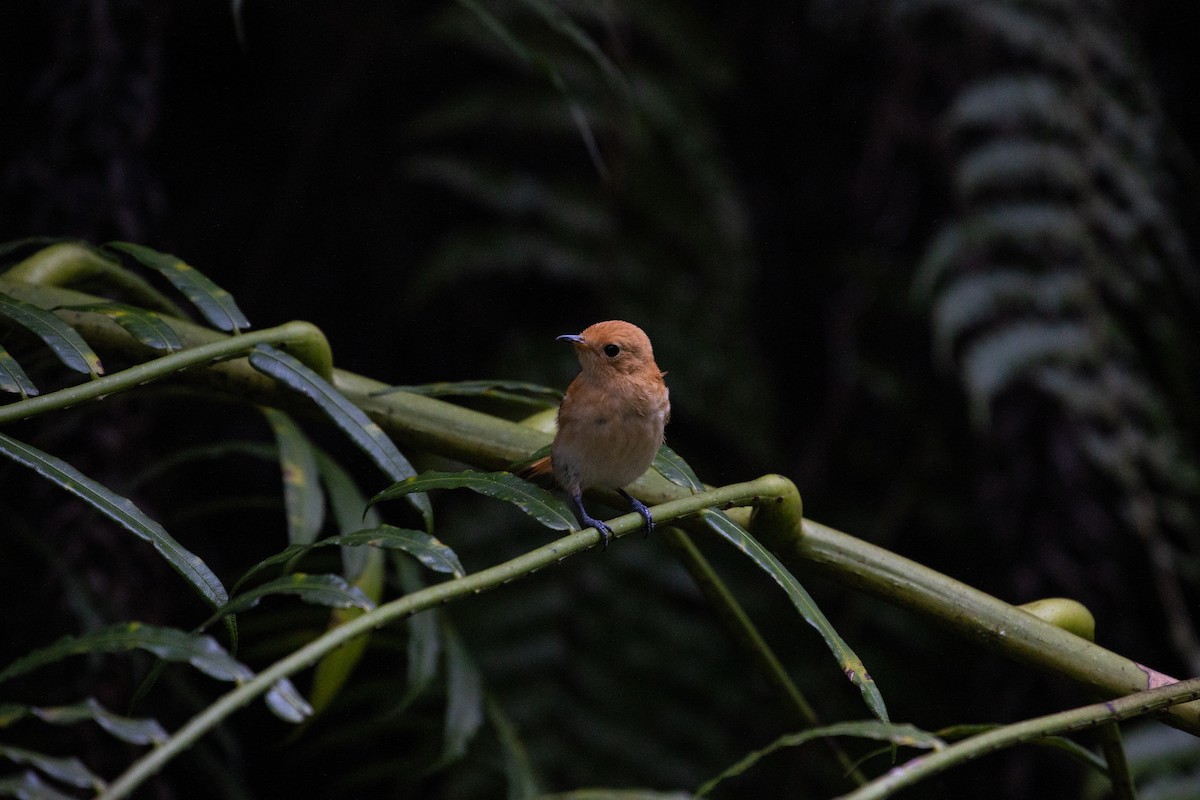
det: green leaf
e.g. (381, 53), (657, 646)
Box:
(30, 697), (167, 746)
(0, 344), (38, 398)
(106, 241), (251, 332)
(0, 292), (103, 376)
(0, 745), (101, 791)
(376, 379), (562, 410)
(0, 623), (311, 723)
(442, 625), (484, 765)
(395, 556), (441, 706)
(0, 432), (228, 608)
(314, 448), (381, 582)
(369, 470), (576, 532)
(698, 509), (889, 723)
(57, 301), (184, 352)
(697, 721), (943, 796)
(653, 443), (703, 492)
(487, 696), (542, 799)
(234, 526), (465, 592)
(247, 344), (432, 529)
(0, 769), (80, 800)
(205, 573), (375, 628)
(261, 408), (326, 546)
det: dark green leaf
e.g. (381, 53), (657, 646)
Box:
(248, 344), (432, 529)
(314, 448), (381, 582)
(653, 444), (703, 492)
(206, 573), (375, 628)
(0, 622), (311, 724)
(487, 696), (542, 799)
(376, 379), (561, 410)
(699, 509), (889, 723)
(0, 344), (38, 398)
(58, 301), (183, 352)
(0, 769), (80, 800)
(0, 293), (103, 376)
(395, 556), (441, 708)
(261, 408), (326, 545)
(370, 470), (576, 531)
(442, 626), (484, 765)
(698, 721), (942, 796)
(31, 698), (167, 746)
(0, 235), (70, 262)
(0, 745), (100, 791)
(0, 432), (228, 608)
(106, 241), (251, 332)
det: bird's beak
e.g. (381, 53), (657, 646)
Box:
(556, 334), (585, 345)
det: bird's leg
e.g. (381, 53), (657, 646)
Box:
(618, 489), (654, 537)
(570, 492), (612, 550)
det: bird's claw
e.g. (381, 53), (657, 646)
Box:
(583, 515), (613, 550)
(619, 490), (654, 537)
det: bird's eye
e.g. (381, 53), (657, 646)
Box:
(603, 343), (620, 357)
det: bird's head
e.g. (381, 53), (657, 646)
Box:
(557, 320), (658, 377)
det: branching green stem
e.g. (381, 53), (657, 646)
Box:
(839, 676), (1200, 800)
(97, 477), (791, 799)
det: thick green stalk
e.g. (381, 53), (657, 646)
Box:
(840, 676), (1200, 800)
(97, 478), (790, 800)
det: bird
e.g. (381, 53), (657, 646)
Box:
(524, 320), (670, 549)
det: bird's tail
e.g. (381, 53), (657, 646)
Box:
(513, 453), (553, 482)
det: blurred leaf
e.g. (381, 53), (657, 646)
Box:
(487, 696), (541, 799)
(57, 301), (183, 352)
(697, 720), (943, 796)
(0, 344), (37, 398)
(314, 449), (382, 582)
(0, 432), (228, 608)
(377, 378), (562, 410)
(29, 697), (167, 746)
(698, 510), (889, 722)
(261, 408), (326, 545)
(653, 444), (703, 492)
(0, 623), (311, 723)
(441, 625), (484, 765)
(248, 344), (432, 529)
(106, 241), (251, 332)
(0, 292), (103, 376)
(0, 769), (80, 800)
(0, 745), (100, 791)
(369, 470), (575, 531)
(205, 573), (375, 629)
(394, 555), (441, 709)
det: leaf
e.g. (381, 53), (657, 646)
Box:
(377, 379), (561, 410)
(441, 625), (484, 765)
(314, 448), (381, 582)
(697, 721), (942, 796)
(0, 745), (101, 791)
(0, 622), (311, 723)
(57, 301), (184, 352)
(487, 696), (541, 799)
(30, 698), (167, 746)
(204, 573), (374, 629)
(393, 555), (441, 710)
(0, 344), (38, 398)
(106, 241), (251, 332)
(234, 526), (465, 592)
(0, 292), (103, 376)
(369, 470), (576, 532)
(247, 344), (432, 528)
(698, 509), (890, 723)
(0, 769), (81, 800)
(0, 432), (228, 608)
(261, 408), (326, 546)
(653, 444), (703, 492)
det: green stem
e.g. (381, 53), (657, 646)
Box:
(97, 477), (789, 800)
(839, 676), (1200, 800)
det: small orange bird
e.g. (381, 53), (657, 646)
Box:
(527, 320), (670, 548)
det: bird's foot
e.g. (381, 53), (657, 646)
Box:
(618, 489), (654, 537)
(571, 495), (613, 550)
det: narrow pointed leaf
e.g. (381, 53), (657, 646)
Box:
(699, 509), (889, 722)
(0, 622), (310, 723)
(205, 573), (375, 628)
(487, 696), (542, 799)
(0, 344), (38, 397)
(0, 770), (80, 800)
(0, 432), (227, 608)
(58, 302), (183, 352)
(106, 241), (250, 332)
(653, 443), (704, 492)
(369, 470), (576, 531)
(234, 526), (465, 592)
(442, 626), (484, 765)
(31, 698), (167, 745)
(698, 721), (942, 796)
(248, 344), (432, 528)
(0, 293), (103, 376)
(261, 408), (326, 545)
(0, 746), (101, 791)
(396, 556), (441, 705)
(315, 448), (381, 582)
(377, 379), (561, 410)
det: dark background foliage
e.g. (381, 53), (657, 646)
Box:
(2, 1), (1199, 797)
